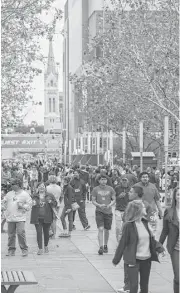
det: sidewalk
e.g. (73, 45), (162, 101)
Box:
(1, 203), (173, 293)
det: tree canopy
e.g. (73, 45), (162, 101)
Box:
(1, 0), (62, 129)
(70, 0), (179, 154)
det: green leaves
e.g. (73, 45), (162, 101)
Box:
(70, 0), (178, 154)
(1, 0), (62, 128)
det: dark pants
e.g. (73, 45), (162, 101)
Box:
(124, 263), (130, 291)
(30, 180), (38, 195)
(61, 207), (73, 232)
(8, 222), (28, 252)
(73, 201), (88, 228)
(171, 249), (179, 293)
(35, 219), (51, 249)
(127, 258), (151, 293)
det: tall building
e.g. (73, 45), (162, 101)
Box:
(63, 0), (107, 143)
(44, 37), (62, 133)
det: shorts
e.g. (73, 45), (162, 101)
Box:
(95, 211), (113, 230)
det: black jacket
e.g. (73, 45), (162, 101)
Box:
(30, 192), (57, 224)
(115, 185), (129, 212)
(159, 207), (179, 255)
(112, 219), (164, 266)
(63, 184), (74, 209)
(70, 178), (87, 201)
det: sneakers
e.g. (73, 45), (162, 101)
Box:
(117, 288), (130, 293)
(103, 245), (108, 253)
(37, 249), (43, 255)
(22, 250), (28, 257)
(84, 225), (90, 231)
(98, 246), (104, 255)
(72, 225), (76, 230)
(6, 250), (15, 256)
(44, 246), (49, 253)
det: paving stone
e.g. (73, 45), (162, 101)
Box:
(1, 204), (172, 293)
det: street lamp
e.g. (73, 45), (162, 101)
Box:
(139, 121), (143, 172)
(164, 116), (169, 206)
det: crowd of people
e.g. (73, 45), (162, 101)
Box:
(1, 158), (179, 293)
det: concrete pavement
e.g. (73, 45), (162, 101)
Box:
(1, 203), (173, 293)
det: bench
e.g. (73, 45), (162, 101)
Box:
(1, 271), (38, 293)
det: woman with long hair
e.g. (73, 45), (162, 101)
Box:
(159, 187), (179, 293)
(112, 200), (164, 293)
(30, 182), (57, 255)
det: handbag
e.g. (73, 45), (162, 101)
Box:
(71, 202), (80, 211)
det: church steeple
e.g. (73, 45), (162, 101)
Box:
(47, 36), (56, 74)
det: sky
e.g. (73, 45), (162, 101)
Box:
(24, 0), (66, 125)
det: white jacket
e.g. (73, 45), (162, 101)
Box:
(2, 190), (32, 222)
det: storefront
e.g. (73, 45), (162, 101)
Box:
(1, 134), (62, 160)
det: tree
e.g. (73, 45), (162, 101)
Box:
(1, 0), (62, 129)
(70, 0), (179, 155)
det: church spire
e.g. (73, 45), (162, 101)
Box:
(47, 36), (56, 74)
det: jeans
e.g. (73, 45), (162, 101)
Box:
(50, 207), (60, 236)
(73, 201), (89, 228)
(127, 258), (151, 293)
(61, 207), (73, 232)
(8, 222), (28, 252)
(171, 249), (179, 293)
(35, 218), (51, 249)
(115, 210), (124, 242)
(124, 263), (130, 291)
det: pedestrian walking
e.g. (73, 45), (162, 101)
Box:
(114, 177), (129, 242)
(112, 200), (165, 293)
(133, 172), (163, 235)
(70, 170), (90, 230)
(159, 187), (179, 293)
(59, 177), (74, 237)
(118, 185), (154, 293)
(2, 178), (32, 257)
(92, 174), (116, 255)
(30, 182), (57, 255)
(46, 175), (63, 238)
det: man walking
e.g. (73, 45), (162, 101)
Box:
(2, 178), (32, 256)
(70, 170), (90, 230)
(114, 177), (130, 242)
(133, 171), (163, 234)
(92, 175), (116, 255)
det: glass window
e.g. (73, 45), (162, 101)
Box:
(51, 80), (53, 86)
(53, 98), (55, 112)
(49, 98), (51, 112)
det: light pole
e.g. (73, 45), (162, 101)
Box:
(122, 127), (126, 164)
(139, 121), (143, 172)
(164, 116), (169, 206)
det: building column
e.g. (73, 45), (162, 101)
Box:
(87, 133), (91, 154)
(80, 136), (83, 153)
(96, 132), (100, 154)
(69, 139), (72, 165)
(73, 138), (76, 154)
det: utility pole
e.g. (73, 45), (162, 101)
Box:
(122, 127), (126, 164)
(164, 116), (169, 206)
(139, 121), (143, 172)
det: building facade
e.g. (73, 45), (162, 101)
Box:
(63, 0), (108, 143)
(44, 38), (63, 133)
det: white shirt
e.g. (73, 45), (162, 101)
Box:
(3, 190), (32, 222)
(46, 184), (62, 206)
(135, 221), (151, 260)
